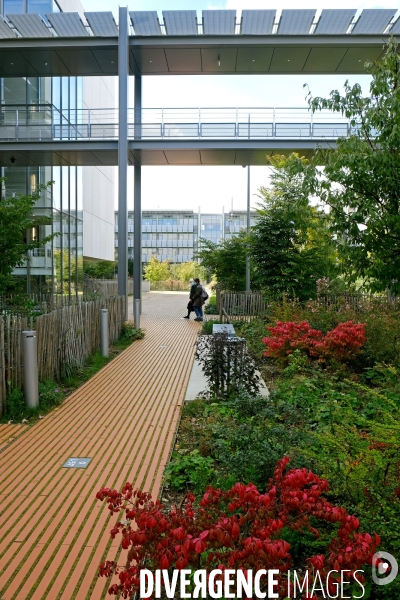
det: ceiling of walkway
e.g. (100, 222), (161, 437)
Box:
(0, 140), (331, 167)
(0, 8), (397, 76)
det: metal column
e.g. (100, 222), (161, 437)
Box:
(246, 166), (251, 292)
(134, 75), (142, 327)
(117, 6), (129, 319)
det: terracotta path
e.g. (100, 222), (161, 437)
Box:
(0, 292), (199, 600)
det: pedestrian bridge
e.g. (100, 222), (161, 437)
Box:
(0, 105), (352, 142)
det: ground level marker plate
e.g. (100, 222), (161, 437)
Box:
(62, 457), (92, 469)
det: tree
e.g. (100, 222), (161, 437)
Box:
(143, 256), (171, 282)
(0, 180), (54, 295)
(304, 37), (400, 293)
(175, 261), (206, 283)
(249, 154), (337, 300)
(196, 232), (259, 291)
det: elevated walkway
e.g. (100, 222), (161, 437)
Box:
(0, 106), (348, 165)
(0, 292), (199, 600)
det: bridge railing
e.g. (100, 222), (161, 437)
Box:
(0, 105), (354, 141)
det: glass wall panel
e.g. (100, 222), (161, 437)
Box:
(27, 0), (53, 13)
(4, 0), (24, 14)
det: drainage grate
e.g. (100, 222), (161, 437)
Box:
(62, 457), (92, 469)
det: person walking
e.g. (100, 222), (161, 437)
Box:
(183, 278), (197, 319)
(192, 278), (206, 322)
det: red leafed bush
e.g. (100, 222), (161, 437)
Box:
(315, 321), (367, 361)
(262, 321), (323, 360)
(96, 457), (379, 599)
(263, 320), (366, 363)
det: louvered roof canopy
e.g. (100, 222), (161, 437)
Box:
(0, 8), (398, 77)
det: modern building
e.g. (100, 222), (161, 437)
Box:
(114, 209), (258, 264)
(0, 0), (115, 296)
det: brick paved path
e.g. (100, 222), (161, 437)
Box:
(0, 292), (199, 600)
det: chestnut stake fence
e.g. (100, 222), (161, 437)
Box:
(0, 296), (125, 415)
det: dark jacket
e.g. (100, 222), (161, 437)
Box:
(189, 283), (197, 299)
(192, 284), (205, 307)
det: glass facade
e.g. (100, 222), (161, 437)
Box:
(0, 0), (82, 296)
(2, 0), (59, 14)
(114, 210), (256, 264)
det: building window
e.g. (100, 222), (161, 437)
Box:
(27, 0), (54, 13)
(4, 0), (24, 13)
(158, 218), (177, 225)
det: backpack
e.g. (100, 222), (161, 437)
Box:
(201, 286), (209, 301)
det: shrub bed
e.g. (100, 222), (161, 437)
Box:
(97, 301), (400, 598)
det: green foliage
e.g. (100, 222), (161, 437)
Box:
(196, 333), (261, 399)
(200, 319), (222, 335)
(163, 450), (214, 494)
(174, 261), (206, 283)
(3, 380), (67, 422)
(0, 179), (55, 295)
(264, 298), (400, 368)
(121, 320), (145, 342)
(143, 256), (171, 282)
(196, 233), (259, 291)
(83, 259), (116, 279)
(304, 37), (400, 294)
(249, 154), (337, 301)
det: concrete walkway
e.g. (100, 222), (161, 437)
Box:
(0, 292), (200, 600)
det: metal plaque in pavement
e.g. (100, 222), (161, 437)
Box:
(62, 457), (92, 469)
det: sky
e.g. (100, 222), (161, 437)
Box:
(80, 0), (396, 214)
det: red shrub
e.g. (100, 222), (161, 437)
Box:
(262, 321), (323, 360)
(263, 320), (366, 363)
(315, 321), (367, 361)
(96, 457), (379, 599)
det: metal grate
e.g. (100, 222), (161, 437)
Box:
(241, 10), (276, 35)
(85, 12), (118, 37)
(130, 11), (161, 35)
(163, 11), (197, 35)
(314, 9), (356, 34)
(6, 13), (52, 38)
(46, 12), (89, 37)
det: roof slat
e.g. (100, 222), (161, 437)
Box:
(0, 15), (17, 38)
(203, 10), (236, 35)
(7, 13), (52, 38)
(278, 9), (315, 35)
(163, 11), (197, 35)
(352, 9), (395, 34)
(314, 9), (356, 34)
(85, 12), (118, 37)
(46, 12), (89, 37)
(241, 10), (275, 35)
(130, 11), (161, 36)
(391, 17), (400, 33)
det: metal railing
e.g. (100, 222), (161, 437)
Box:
(0, 105), (357, 141)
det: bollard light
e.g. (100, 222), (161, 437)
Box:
(134, 299), (140, 329)
(100, 308), (109, 357)
(22, 331), (39, 408)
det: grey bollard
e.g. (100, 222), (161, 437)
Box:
(22, 331), (39, 408)
(134, 299), (140, 329)
(100, 308), (109, 357)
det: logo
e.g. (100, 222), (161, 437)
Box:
(372, 552), (398, 586)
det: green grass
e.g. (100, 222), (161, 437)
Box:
(1, 330), (144, 425)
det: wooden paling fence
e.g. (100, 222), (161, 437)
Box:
(219, 291), (267, 321)
(149, 280), (189, 291)
(0, 296), (125, 413)
(83, 277), (133, 299)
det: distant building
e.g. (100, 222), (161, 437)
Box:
(114, 209), (258, 264)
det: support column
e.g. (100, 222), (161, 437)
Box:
(117, 6), (129, 319)
(134, 75), (142, 325)
(134, 165), (142, 327)
(246, 166), (251, 292)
